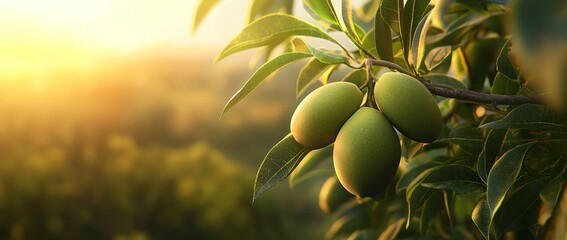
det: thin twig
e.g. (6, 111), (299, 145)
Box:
(367, 59), (543, 105)
(425, 84), (542, 105)
(367, 59), (419, 81)
(365, 60), (376, 108)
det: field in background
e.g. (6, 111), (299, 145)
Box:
(0, 45), (330, 240)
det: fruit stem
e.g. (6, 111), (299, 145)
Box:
(366, 59), (544, 105)
(364, 60), (377, 109)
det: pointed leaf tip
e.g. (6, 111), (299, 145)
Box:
(487, 142), (536, 217)
(216, 13), (339, 62)
(253, 134), (309, 201)
(193, 0), (221, 34)
(221, 52), (312, 117)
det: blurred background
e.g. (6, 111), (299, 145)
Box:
(0, 0), (334, 239)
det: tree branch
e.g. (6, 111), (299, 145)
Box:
(367, 59), (543, 105)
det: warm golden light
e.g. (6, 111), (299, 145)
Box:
(475, 106), (486, 117)
(0, 0), (237, 78)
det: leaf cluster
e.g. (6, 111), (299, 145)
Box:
(194, 0), (567, 239)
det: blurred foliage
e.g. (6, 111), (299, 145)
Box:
(0, 50), (330, 239)
(0, 137), (258, 239)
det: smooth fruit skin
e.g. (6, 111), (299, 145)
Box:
(463, 38), (505, 91)
(334, 107), (401, 197)
(318, 176), (353, 214)
(291, 82), (363, 149)
(374, 72), (442, 143)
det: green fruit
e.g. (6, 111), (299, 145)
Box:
(463, 38), (505, 91)
(318, 176), (353, 214)
(334, 107), (401, 197)
(374, 72), (442, 143)
(291, 82), (363, 149)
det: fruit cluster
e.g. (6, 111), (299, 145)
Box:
(291, 72), (442, 202)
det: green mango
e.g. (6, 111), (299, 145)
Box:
(374, 72), (442, 143)
(463, 38), (505, 91)
(291, 82), (363, 149)
(334, 107), (401, 197)
(318, 176), (353, 214)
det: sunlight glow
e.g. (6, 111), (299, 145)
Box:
(0, 0), (214, 77)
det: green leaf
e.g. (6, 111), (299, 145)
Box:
(377, 218), (406, 240)
(374, 6), (394, 61)
(291, 37), (309, 52)
(222, 52), (311, 116)
(347, 229), (380, 240)
(430, 0), (453, 30)
(480, 104), (567, 130)
(303, 0), (340, 28)
(410, 11), (431, 70)
(193, 0), (221, 33)
(429, 8), (502, 47)
(248, 0), (294, 24)
(425, 74), (467, 89)
(288, 144), (333, 187)
(541, 177), (564, 209)
(495, 40), (518, 81)
(406, 171), (436, 227)
(307, 46), (349, 65)
(253, 134), (309, 202)
(450, 47), (470, 82)
(361, 28), (379, 58)
(486, 142), (536, 217)
(397, 161), (440, 193)
(456, 0), (489, 10)
(340, 0), (362, 43)
(333, 198), (373, 220)
(289, 169), (334, 187)
(325, 212), (371, 240)
(471, 197), (491, 240)
(319, 64), (340, 85)
(477, 129), (507, 184)
(292, 38), (350, 65)
(421, 165), (486, 195)
(380, 0), (402, 34)
(538, 177), (564, 230)
(358, 1), (382, 23)
(401, 0), (431, 68)
(435, 138), (483, 150)
(341, 69), (367, 89)
(419, 192), (444, 234)
(216, 14), (339, 62)
(491, 72), (520, 95)
(296, 58), (332, 96)
(424, 46), (453, 71)
(492, 179), (546, 238)
(247, 0), (270, 24)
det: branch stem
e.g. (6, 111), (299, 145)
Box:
(366, 59), (543, 105)
(365, 60), (376, 108)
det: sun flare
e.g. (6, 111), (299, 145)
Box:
(0, 0), (212, 78)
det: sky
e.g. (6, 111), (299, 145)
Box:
(0, 0), (256, 77)
(0, 0), (250, 52)
(0, 0), (362, 77)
